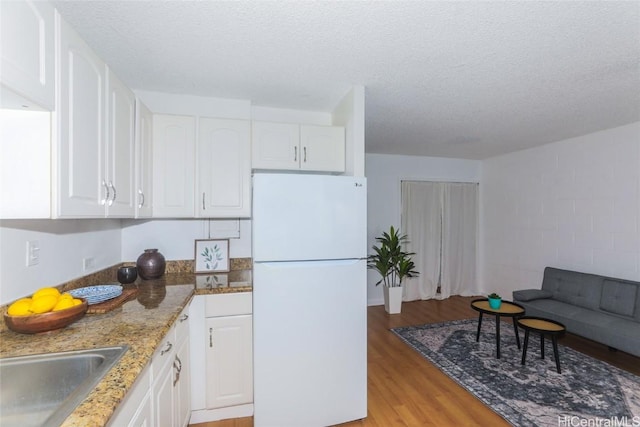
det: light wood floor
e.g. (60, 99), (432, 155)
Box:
(191, 296), (640, 427)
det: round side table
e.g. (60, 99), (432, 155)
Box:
(518, 316), (566, 373)
(471, 298), (525, 359)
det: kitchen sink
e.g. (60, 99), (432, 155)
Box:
(0, 345), (128, 427)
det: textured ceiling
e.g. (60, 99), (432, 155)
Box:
(52, 1), (640, 160)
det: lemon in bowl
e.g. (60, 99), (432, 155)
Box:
(4, 287), (88, 334)
(7, 298), (32, 316)
(32, 287), (60, 299)
(30, 294), (59, 314)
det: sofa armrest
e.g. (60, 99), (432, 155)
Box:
(513, 289), (553, 302)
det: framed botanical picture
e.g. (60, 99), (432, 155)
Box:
(195, 239), (230, 273)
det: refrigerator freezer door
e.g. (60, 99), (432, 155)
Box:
(253, 259), (367, 427)
(253, 173), (367, 262)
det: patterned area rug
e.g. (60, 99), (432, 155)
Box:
(391, 319), (640, 427)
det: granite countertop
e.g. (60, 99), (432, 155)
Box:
(0, 268), (252, 427)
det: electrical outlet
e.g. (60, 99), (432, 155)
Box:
(83, 257), (95, 272)
(26, 240), (40, 267)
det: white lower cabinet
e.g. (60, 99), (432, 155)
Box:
(129, 388), (152, 427)
(108, 304), (190, 427)
(205, 314), (253, 409)
(108, 365), (152, 427)
(152, 340), (175, 425)
(175, 330), (192, 427)
(189, 292), (253, 424)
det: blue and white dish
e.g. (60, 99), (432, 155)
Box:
(69, 285), (123, 305)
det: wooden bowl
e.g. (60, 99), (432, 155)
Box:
(4, 298), (88, 334)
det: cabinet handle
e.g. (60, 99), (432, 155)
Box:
(179, 314), (189, 322)
(101, 181), (109, 205)
(173, 355), (182, 386)
(202, 193), (206, 210)
(160, 341), (173, 356)
(175, 355), (182, 373)
(294, 146), (297, 162)
(138, 189), (145, 208)
(209, 327), (213, 348)
(303, 146), (307, 163)
(108, 182), (116, 206)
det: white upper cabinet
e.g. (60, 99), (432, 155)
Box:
(0, 109), (51, 218)
(135, 100), (153, 218)
(152, 114), (196, 217)
(198, 118), (251, 218)
(300, 125), (345, 172)
(105, 69), (136, 217)
(0, 0), (55, 109)
(55, 15), (135, 218)
(153, 115), (251, 219)
(252, 121), (345, 172)
(55, 15), (106, 217)
(251, 122), (299, 170)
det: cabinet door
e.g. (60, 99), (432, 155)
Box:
(128, 391), (152, 427)
(152, 114), (195, 217)
(135, 100), (153, 218)
(153, 353), (175, 427)
(107, 367), (152, 427)
(0, 0), (55, 109)
(106, 69), (135, 217)
(56, 16), (106, 217)
(205, 315), (253, 409)
(173, 305), (191, 426)
(175, 335), (191, 427)
(188, 296), (206, 412)
(251, 121), (299, 170)
(0, 109), (51, 218)
(107, 365), (152, 427)
(198, 118), (251, 218)
(300, 125), (345, 172)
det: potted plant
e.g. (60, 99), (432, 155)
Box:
(488, 292), (502, 309)
(368, 226), (419, 314)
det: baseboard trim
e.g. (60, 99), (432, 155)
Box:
(190, 404), (254, 424)
(368, 297), (384, 306)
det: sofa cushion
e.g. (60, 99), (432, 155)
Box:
(517, 298), (585, 320)
(518, 299), (640, 356)
(600, 279), (637, 318)
(541, 267), (602, 310)
(513, 289), (553, 302)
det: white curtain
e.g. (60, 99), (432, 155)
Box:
(401, 181), (478, 301)
(401, 182), (441, 300)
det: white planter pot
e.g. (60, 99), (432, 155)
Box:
(383, 286), (403, 314)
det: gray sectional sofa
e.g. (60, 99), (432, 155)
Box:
(513, 267), (640, 357)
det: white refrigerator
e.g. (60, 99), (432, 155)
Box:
(252, 173), (367, 427)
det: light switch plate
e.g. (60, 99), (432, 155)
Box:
(26, 240), (40, 267)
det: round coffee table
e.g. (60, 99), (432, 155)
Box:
(518, 316), (566, 373)
(471, 298), (525, 359)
